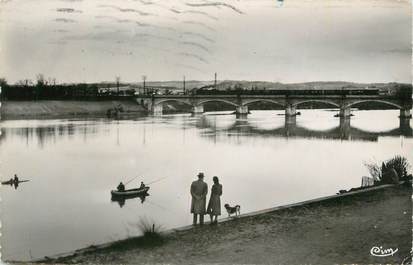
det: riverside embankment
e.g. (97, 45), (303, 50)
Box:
(33, 183), (412, 265)
(0, 100), (146, 119)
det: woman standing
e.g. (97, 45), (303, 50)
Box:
(207, 176), (222, 224)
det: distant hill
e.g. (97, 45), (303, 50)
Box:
(127, 80), (214, 90)
(203, 81), (411, 91)
(118, 80), (411, 91)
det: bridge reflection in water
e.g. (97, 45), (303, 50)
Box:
(0, 110), (411, 146)
(196, 114), (412, 142)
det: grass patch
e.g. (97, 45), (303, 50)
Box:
(108, 218), (165, 251)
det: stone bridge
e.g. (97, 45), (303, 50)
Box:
(135, 94), (412, 118)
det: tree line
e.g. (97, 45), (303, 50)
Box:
(0, 75), (134, 100)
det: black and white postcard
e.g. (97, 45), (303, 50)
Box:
(0, 0), (411, 264)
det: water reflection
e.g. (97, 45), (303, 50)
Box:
(1, 112), (411, 147)
(197, 114), (412, 142)
(0, 120), (110, 147)
(111, 193), (149, 208)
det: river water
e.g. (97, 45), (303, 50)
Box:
(0, 109), (412, 261)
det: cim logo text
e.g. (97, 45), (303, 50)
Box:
(370, 246), (398, 257)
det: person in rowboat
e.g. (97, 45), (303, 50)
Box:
(14, 174), (19, 183)
(140, 181), (146, 189)
(117, 182), (125, 192)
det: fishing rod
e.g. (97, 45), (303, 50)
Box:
(145, 176), (169, 185)
(145, 199), (178, 214)
(122, 175), (167, 186)
(124, 175), (140, 185)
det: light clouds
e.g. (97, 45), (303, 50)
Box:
(56, 8), (82, 13)
(185, 2), (244, 14)
(0, 0), (410, 83)
(55, 18), (77, 23)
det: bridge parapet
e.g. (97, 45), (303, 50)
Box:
(135, 93), (412, 118)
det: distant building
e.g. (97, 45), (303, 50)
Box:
(98, 85), (134, 96)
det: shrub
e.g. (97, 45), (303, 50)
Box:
(363, 160), (382, 183)
(385, 155), (411, 180)
(364, 155), (411, 184)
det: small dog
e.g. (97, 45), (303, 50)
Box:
(224, 203), (241, 217)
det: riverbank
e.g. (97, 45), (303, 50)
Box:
(0, 100), (146, 119)
(33, 183), (411, 265)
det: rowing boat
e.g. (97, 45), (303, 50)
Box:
(111, 186), (150, 197)
(1, 180), (30, 185)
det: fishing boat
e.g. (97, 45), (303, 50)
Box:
(111, 191), (149, 208)
(1, 180), (30, 185)
(111, 186), (150, 197)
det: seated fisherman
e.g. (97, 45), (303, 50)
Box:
(117, 182), (125, 192)
(140, 181), (146, 189)
(13, 174), (19, 183)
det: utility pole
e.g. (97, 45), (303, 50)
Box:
(116, 76), (120, 96)
(142, 75), (147, 95)
(214, 72), (217, 89)
(183, 75), (186, 95)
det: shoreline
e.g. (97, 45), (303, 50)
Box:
(13, 181), (410, 264)
(0, 100), (147, 120)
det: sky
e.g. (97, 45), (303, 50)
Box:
(0, 0), (411, 84)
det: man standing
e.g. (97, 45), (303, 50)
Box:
(190, 172), (208, 225)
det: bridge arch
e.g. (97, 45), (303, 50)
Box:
(196, 99), (239, 107)
(293, 99), (340, 108)
(241, 99), (285, 108)
(345, 100), (403, 109)
(155, 99), (193, 107)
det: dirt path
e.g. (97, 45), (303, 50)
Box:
(40, 184), (411, 265)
